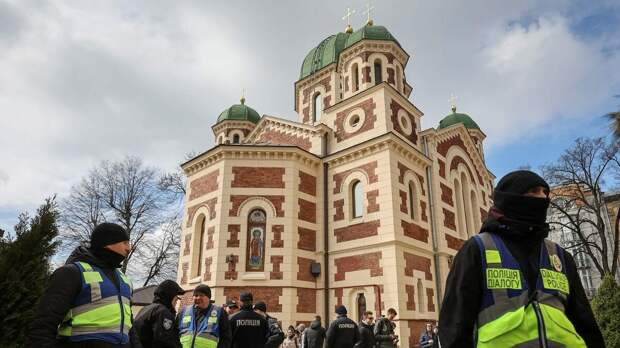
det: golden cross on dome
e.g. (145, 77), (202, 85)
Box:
(240, 88), (246, 105)
(343, 7), (356, 33)
(449, 93), (458, 112)
(362, 1), (375, 26)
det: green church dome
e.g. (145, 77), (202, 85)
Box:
(300, 32), (349, 79)
(216, 98), (261, 124)
(438, 107), (480, 130)
(345, 24), (400, 49)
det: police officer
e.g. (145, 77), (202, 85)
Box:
(439, 170), (605, 347)
(230, 292), (269, 348)
(134, 280), (185, 348)
(28, 223), (141, 347)
(224, 299), (240, 318)
(253, 301), (284, 348)
(177, 284), (231, 348)
(325, 305), (359, 348)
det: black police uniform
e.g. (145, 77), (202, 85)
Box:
(133, 280), (184, 348)
(325, 314), (359, 348)
(230, 306), (269, 348)
(264, 314), (284, 348)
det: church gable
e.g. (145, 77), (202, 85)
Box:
(245, 116), (327, 155)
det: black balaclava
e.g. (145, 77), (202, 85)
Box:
(155, 280), (185, 310)
(492, 170), (550, 226)
(90, 223), (129, 268)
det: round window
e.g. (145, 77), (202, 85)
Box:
(344, 109), (366, 134)
(397, 109), (413, 135)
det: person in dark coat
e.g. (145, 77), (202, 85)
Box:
(133, 280), (185, 348)
(419, 323), (434, 348)
(325, 305), (359, 348)
(28, 223), (142, 348)
(303, 315), (326, 348)
(373, 308), (398, 348)
(354, 311), (374, 348)
(253, 300), (284, 348)
(229, 292), (268, 348)
(438, 170), (605, 348)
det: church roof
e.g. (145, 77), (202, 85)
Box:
(438, 107), (481, 131)
(216, 99), (261, 124)
(299, 24), (400, 80)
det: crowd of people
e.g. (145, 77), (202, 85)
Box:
(26, 170), (606, 347)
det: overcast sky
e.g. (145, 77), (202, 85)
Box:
(1, 0), (620, 232)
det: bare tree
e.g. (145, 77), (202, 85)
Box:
(137, 215), (181, 287)
(543, 137), (620, 277)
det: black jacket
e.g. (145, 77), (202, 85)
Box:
(303, 320), (326, 348)
(438, 217), (605, 348)
(354, 322), (374, 348)
(229, 307), (268, 348)
(373, 317), (396, 348)
(133, 281), (185, 348)
(28, 246), (142, 348)
(325, 315), (359, 348)
(264, 314), (284, 348)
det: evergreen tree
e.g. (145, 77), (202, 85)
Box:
(591, 274), (620, 348)
(0, 198), (59, 347)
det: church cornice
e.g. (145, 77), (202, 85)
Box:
(245, 115), (330, 144)
(294, 65), (336, 112)
(181, 145), (321, 175)
(211, 120), (256, 134)
(337, 40), (409, 73)
(325, 132), (431, 168)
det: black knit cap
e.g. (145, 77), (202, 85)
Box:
(254, 301), (267, 312)
(193, 284), (211, 298)
(90, 223), (129, 250)
(335, 305), (347, 315)
(495, 170), (549, 196)
(240, 291), (253, 302)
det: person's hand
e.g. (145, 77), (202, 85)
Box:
(429, 339), (434, 344)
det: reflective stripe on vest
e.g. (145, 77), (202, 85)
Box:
(474, 233), (586, 348)
(178, 305), (221, 348)
(57, 261), (133, 345)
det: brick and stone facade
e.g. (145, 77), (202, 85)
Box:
(178, 22), (494, 348)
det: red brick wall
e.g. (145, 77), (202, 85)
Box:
(297, 257), (315, 282)
(333, 199), (345, 221)
(183, 234), (191, 256)
(298, 199), (317, 223)
(257, 128), (312, 150)
(296, 288), (317, 313)
(189, 170), (219, 200)
(225, 255), (239, 280)
(224, 287), (283, 312)
(426, 288), (435, 312)
(449, 155), (476, 185)
(299, 171), (317, 196)
(227, 224), (240, 247)
(390, 100), (418, 145)
(445, 234), (465, 250)
(401, 220), (429, 243)
(404, 252), (432, 281)
(206, 226), (214, 250)
(405, 284), (416, 310)
(438, 159), (446, 178)
(334, 252), (383, 281)
(407, 320), (433, 348)
(231, 167), (285, 188)
(186, 198), (217, 227)
(437, 135), (483, 184)
(387, 67), (395, 84)
(416, 174), (426, 196)
(203, 257), (212, 281)
(270, 255), (283, 280)
(334, 220), (380, 242)
(298, 227), (316, 251)
(229, 195), (285, 217)
(420, 201), (428, 222)
(334, 98), (377, 142)
(362, 66), (371, 83)
(333, 161), (378, 194)
(440, 183), (454, 206)
(334, 288), (344, 310)
(399, 190), (408, 213)
(443, 208), (456, 231)
(366, 189), (380, 213)
(271, 225), (284, 248)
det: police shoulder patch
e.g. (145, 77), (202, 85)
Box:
(211, 310), (218, 317)
(551, 254), (562, 272)
(163, 318), (173, 330)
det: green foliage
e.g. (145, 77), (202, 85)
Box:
(0, 198), (59, 347)
(592, 274), (620, 348)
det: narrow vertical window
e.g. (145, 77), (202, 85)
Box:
(395, 64), (401, 91)
(352, 180), (363, 218)
(417, 279), (425, 313)
(246, 209), (267, 272)
(356, 293), (367, 323)
(470, 190), (479, 231)
(313, 93), (322, 122)
(232, 134), (240, 144)
(461, 173), (473, 236)
(408, 181), (417, 220)
(374, 60), (382, 85)
(454, 178), (465, 236)
(352, 63), (359, 92)
(195, 217), (206, 278)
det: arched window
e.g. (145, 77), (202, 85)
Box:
(470, 190), (480, 232)
(246, 209), (267, 272)
(374, 59), (382, 85)
(356, 293), (367, 323)
(408, 181), (417, 220)
(454, 178), (465, 237)
(461, 172), (473, 237)
(417, 279), (425, 313)
(312, 93), (322, 122)
(192, 216), (206, 278)
(232, 134), (240, 144)
(351, 180), (363, 218)
(352, 63), (359, 92)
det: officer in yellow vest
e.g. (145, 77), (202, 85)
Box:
(439, 170), (604, 347)
(28, 223), (141, 347)
(177, 284), (231, 348)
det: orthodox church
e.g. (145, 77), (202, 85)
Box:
(177, 18), (494, 347)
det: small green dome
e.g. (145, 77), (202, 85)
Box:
(438, 107), (480, 130)
(300, 32), (349, 79)
(216, 99), (260, 124)
(345, 24), (400, 49)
